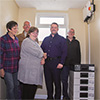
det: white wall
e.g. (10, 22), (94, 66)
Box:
(0, 0), (19, 98)
(18, 8), (36, 33)
(68, 9), (86, 64)
(89, 1), (100, 99)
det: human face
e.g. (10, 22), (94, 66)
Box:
(8, 25), (18, 35)
(23, 21), (31, 32)
(29, 30), (38, 41)
(50, 24), (59, 35)
(68, 29), (75, 38)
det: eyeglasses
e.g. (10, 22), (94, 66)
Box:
(24, 24), (30, 27)
(31, 32), (38, 34)
(69, 31), (74, 33)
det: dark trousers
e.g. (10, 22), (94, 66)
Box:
(20, 82), (37, 100)
(61, 66), (69, 99)
(44, 59), (61, 99)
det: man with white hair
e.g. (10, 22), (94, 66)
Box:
(61, 28), (81, 100)
(17, 21), (31, 47)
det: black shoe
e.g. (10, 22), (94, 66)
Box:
(63, 97), (70, 100)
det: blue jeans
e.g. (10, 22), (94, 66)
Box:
(61, 66), (69, 99)
(4, 72), (20, 100)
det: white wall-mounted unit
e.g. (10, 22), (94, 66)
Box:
(83, 1), (95, 22)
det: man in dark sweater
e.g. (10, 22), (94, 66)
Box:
(61, 28), (81, 100)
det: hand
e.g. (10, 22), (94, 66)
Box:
(0, 69), (5, 78)
(57, 63), (63, 69)
(41, 58), (45, 65)
(43, 53), (47, 59)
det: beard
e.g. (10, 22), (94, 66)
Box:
(51, 33), (56, 35)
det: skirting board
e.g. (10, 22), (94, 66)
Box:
(35, 95), (63, 99)
(35, 95), (47, 99)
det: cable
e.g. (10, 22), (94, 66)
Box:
(92, 0), (94, 4)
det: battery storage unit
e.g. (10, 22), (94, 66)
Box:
(69, 64), (95, 100)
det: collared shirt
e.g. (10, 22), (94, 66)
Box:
(16, 31), (26, 47)
(0, 33), (20, 73)
(24, 31), (27, 37)
(41, 33), (67, 64)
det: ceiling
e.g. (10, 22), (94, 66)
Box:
(15, 0), (89, 11)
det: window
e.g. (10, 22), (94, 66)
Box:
(40, 17), (64, 24)
(36, 13), (69, 41)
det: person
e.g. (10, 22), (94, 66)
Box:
(61, 28), (81, 100)
(18, 26), (46, 100)
(16, 20), (31, 47)
(0, 21), (20, 100)
(41, 22), (67, 100)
